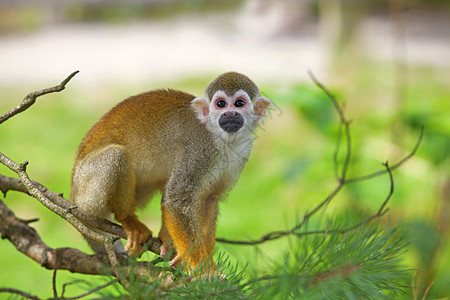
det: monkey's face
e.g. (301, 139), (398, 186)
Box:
(213, 90), (249, 133)
(191, 89), (272, 137)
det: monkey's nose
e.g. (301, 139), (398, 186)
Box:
(223, 111), (239, 117)
(219, 112), (244, 133)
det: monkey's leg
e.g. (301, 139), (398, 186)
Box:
(201, 195), (219, 263)
(158, 213), (174, 258)
(101, 146), (152, 257)
(99, 146), (152, 257)
(161, 197), (218, 273)
(160, 205), (203, 269)
(200, 195), (227, 279)
(72, 145), (151, 257)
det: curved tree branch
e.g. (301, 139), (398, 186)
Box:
(0, 153), (115, 249)
(0, 174), (162, 254)
(0, 199), (161, 279)
(0, 71), (79, 125)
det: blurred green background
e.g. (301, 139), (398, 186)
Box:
(0, 0), (449, 298)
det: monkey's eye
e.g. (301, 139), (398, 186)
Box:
(216, 100), (227, 108)
(235, 99), (245, 107)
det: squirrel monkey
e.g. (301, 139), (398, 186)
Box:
(70, 72), (272, 272)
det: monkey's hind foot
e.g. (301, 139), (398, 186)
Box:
(159, 239), (176, 260)
(120, 215), (152, 257)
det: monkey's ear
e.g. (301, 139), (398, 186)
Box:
(254, 97), (272, 121)
(191, 97), (210, 123)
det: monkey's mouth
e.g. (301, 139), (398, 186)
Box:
(219, 114), (244, 133)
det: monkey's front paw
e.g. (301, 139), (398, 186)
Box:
(121, 215), (152, 257)
(125, 229), (152, 257)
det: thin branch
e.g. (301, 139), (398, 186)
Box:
(53, 269), (58, 299)
(104, 237), (130, 290)
(313, 264), (361, 285)
(61, 280), (84, 299)
(216, 184), (342, 245)
(0, 288), (40, 300)
(422, 281), (434, 300)
(307, 70), (345, 123)
(345, 125), (423, 183)
(241, 263), (360, 294)
(377, 161), (394, 215)
(105, 239), (121, 278)
(333, 123), (343, 181)
(217, 182), (346, 245)
(307, 70), (352, 182)
(412, 269), (420, 300)
(59, 279), (118, 300)
(0, 70), (79, 124)
(294, 161), (395, 237)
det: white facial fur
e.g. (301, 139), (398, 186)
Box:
(191, 89), (272, 140)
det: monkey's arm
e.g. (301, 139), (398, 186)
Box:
(160, 162), (219, 271)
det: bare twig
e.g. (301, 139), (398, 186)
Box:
(377, 161), (394, 215)
(104, 237), (130, 290)
(307, 70), (353, 182)
(61, 280), (84, 299)
(0, 288), (40, 300)
(333, 123), (344, 181)
(60, 279), (118, 300)
(0, 71), (79, 124)
(217, 184), (344, 245)
(291, 161), (395, 238)
(345, 125), (423, 183)
(53, 268), (58, 299)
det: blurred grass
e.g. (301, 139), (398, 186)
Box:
(0, 66), (449, 298)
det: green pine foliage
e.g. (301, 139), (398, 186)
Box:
(252, 222), (408, 299)
(96, 221), (408, 299)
